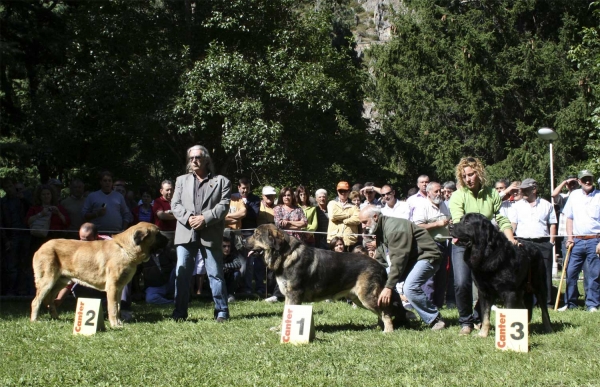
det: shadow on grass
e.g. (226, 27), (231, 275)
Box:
(316, 322), (375, 333)
(530, 320), (573, 334)
(236, 311), (282, 319)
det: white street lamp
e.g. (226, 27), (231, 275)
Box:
(537, 127), (559, 277)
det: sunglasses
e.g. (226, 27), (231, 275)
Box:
(381, 191), (393, 196)
(580, 177), (593, 183)
(338, 190), (349, 194)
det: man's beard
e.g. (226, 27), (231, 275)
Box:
(431, 195), (442, 205)
(367, 217), (379, 234)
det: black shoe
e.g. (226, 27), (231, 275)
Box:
(216, 317), (227, 323)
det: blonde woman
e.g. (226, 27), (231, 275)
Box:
(448, 157), (518, 336)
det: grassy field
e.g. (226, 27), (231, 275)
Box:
(1, 294), (599, 387)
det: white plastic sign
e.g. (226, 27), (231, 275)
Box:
(73, 298), (105, 335)
(495, 308), (528, 352)
(280, 305), (315, 344)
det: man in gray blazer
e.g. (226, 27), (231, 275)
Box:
(171, 145), (231, 321)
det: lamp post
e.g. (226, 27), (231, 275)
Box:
(537, 127), (559, 277)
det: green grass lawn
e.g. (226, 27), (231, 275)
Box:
(1, 295), (599, 387)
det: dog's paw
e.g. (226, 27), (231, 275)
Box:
(478, 330), (489, 338)
(269, 325), (281, 333)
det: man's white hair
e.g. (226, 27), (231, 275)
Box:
(315, 188), (327, 197)
(426, 181), (441, 193)
(186, 145), (215, 174)
(361, 205), (381, 219)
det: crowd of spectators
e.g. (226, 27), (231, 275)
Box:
(1, 161), (598, 325)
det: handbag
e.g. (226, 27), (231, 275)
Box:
(30, 214), (51, 238)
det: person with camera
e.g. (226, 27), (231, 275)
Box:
(82, 171), (132, 233)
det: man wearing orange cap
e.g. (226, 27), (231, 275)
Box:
(327, 181), (360, 251)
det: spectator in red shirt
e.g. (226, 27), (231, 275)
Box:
(153, 180), (176, 233)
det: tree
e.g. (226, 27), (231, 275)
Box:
(172, 0), (371, 189)
(367, 0), (596, 191)
(1, 0), (372, 194)
(568, 1), (600, 175)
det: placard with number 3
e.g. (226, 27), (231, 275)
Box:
(495, 308), (528, 352)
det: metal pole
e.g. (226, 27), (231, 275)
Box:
(549, 142), (555, 203)
(550, 141), (558, 277)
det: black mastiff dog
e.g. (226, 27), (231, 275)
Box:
(451, 213), (553, 337)
(244, 224), (404, 332)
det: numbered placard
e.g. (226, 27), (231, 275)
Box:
(280, 305), (315, 344)
(495, 309), (528, 352)
(73, 298), (105, 335)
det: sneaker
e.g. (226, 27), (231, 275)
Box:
(227, 295), (236, 303)
(406, 311), (417, 320)
(216, 317), (227, 323)
(557, 305), (570, 312)
(264, 296), (279, 303)
(459, 326), (473, 336)
(402, 301), (414, 310)
(588, 307), (598, 313)
(430, 316), (446, 331)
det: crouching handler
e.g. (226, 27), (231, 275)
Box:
(359, 205), (446, 330)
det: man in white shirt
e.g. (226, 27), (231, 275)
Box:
(406, 175), (430, 220)
(380, 184), (410, 219)
(413, 182), (451, 308)
(511, 178), (557, 306)
(560, 170), (600, 312)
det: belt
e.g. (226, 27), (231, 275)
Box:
(517, 237), (550, 243)
(575, 235), (600, 240)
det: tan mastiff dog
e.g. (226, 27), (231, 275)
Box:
(30, 222), (169, 327)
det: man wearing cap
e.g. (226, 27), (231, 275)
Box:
(257, 186), (276, 226)
(510, 178), (557, 307)
(246, 185), (276, 297)
(327, 181), (360, 251)
(560, 170), (600, 312)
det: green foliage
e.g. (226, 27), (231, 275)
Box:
(568, 1), (600, 174)
(172, 0), (371, 189)
(367, 0), (597, 191)
(1, 0), (371, 193)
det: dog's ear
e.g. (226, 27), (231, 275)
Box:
(268, 228), (289, 252)
(268, 229), (280, 251)
(133, 229), (150, 245)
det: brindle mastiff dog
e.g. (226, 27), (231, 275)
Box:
(245, 224), (405, 332)
(30, 222), (169, 327)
